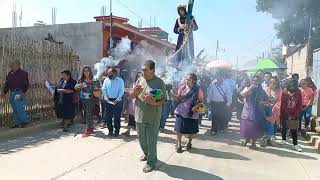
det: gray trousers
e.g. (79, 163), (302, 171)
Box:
(81, 99), (95, 129)
(136, 122), (159, 167)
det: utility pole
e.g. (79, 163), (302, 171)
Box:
(235, 56), (239, 79)
(109, 0), (113, 57)
(270, 36), (276, 58)
(307, 17), (313, 77)
(215, 40), (219, 60)
(308, 17), (312, 45)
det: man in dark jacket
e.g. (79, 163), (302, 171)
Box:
(1, 60), (29, 128)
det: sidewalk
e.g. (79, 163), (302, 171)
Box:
(0, 119), (60, 142)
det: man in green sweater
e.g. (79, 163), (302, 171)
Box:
(129, 60), (165, 173)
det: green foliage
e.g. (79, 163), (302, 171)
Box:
(256, 0), (320, 48)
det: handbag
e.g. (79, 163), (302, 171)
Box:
(286, 118), (299, 129)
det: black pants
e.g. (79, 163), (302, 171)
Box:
(281, 124), (298, 145)
(104, 98), (123, 133)
(211, 102), (227, 133)
(128, 114), (136, 128)
(225, 106), (232, 127)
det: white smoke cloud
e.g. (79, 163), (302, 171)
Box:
(93, 36), (198, 85)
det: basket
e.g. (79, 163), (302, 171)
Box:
(93, 89), (102, 97)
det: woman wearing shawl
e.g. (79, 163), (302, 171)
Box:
(54, 69), (77, 132)
(174, 73), (204, 153)
(240, 75), (268, 149)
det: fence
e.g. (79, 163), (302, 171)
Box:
(0, 34), (79, 127)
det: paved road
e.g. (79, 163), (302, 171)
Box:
(0, 116), (319, 180)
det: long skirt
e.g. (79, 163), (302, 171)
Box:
(240, 118), (264, 139)
(174, 114), (199, 134)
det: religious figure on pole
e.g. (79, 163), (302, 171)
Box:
(173, 3), (198, 66)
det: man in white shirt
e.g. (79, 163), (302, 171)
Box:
(102, 67), (125, 137)
(207, 74), (232, 135)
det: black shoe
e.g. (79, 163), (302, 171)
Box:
(267, 139), (273, 146)
(260, 139), (266, 147)
(108, 131), (114, 137)
(20, 123), (29, 128)
(60, 122), (64, 128)
(10, 124), (21, 128)
(62, 127), (68, 132)
(121, 131), (130, 137)
(113, 132), (119, 137)
(210, 131), (218, 135)
(186, 143), (192, 150)
(67, 121), (74, 127)
(176, 145), (183, 153)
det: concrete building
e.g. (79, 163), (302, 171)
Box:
(0, 15), (175, 66)
(285, 44), (312, 79)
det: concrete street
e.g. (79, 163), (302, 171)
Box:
(0, 115), (319, 180)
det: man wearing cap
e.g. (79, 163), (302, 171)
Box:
(1, 60), (30, 128)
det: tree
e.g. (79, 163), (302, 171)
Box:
(256, 0), (320, 49)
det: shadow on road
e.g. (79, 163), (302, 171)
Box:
(156, 160), (224, 180)
(189, 147), (250, 160)
(0, 129), (70, 155)
(255, 145), (318, 160)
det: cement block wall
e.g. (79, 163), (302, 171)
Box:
(0, 22), (103, 66)
(285, 45), (309, 79)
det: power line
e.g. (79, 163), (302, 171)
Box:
(115, 0), (152, 27)
(243, 32), (277, 59)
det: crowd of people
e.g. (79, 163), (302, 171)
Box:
(1, 59), (319, 173)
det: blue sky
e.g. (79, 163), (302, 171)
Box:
(0, 0), (279, 66)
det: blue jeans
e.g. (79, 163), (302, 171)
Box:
(264, 120), (275, 139)
(299, 105), (312, 130)
(160, 100), (172, 129)
(9, 90), (28, 125)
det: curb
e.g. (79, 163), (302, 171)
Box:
(0, 120), (61, 142)
(303, 131), (320, 152)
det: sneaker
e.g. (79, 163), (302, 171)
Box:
(88, 127), (94, 133)
(294, 145), (302, 152)
(82, 130), (90, 137)
(279, 140), (288, 145)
